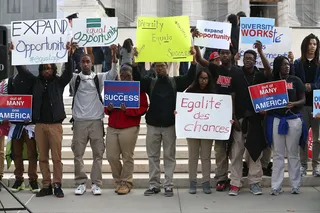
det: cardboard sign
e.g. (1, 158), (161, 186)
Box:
(11, 19), (70, 65)
(313, 90), (320, 117)
(135, 16), (192, 62)
(104, 81), (140, 108)
(240, 17), (275, 45)
(0, 95), (32, 122)
(72, 17), (118, 47)
(249, 80), (289, 113)
(194, 20), (231, 50)
(238, 27), (292, 68)
(175, 92), (232, 140)
(308, 128), (313, 160)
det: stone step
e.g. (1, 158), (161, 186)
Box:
(2, 172), (319, 188)
(60, 135), (188, 147)
(3, 160), (313, 174)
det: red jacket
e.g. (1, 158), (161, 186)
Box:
(105, 92), (148, 129)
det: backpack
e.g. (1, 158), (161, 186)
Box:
(149, 77), (177, 97)
(70, 75), (103, 124)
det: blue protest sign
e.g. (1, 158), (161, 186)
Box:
(313, 90), (320, 117)
(104, 81), (140, 108)
(240, 17), (275, 45)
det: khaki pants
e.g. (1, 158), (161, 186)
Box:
(187, 139), (213, 183)
(272, 118), (301, 189)
(261, 146), (272, 169)
(106, 126), (139, 185)
(35, 123), (63, 187)
(230, 119), (263, 187)
(146, 125), (176, 188)
(72, 120), (105, 187)
(214, 140), (230, 182)
(300, 106), (320, 169)
(0, 136), (4, 177)
(12, 130), (38, 181)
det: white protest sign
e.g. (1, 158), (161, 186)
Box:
(11, 19), (70, 65)
(238, 27), (292, 68)
(194, 20), (231, 50)
(175, 92), (232, 140)
(72, 17), (118, 47)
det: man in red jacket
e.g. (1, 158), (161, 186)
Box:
(105, 65), (148, 195)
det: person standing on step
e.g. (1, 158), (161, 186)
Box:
(105, 64), (148, 195)
(294, 34), (320, 177)
(13, 42), (73, 198)
(185, 67), (215, 195)
(134, 47), (197, 197)
(71, 44), (118, 196)
(120, 39), (134, 66)
(6, 71), (39, 194)
(266, 56), (307, 196)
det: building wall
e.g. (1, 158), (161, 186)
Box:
(0, 0), (57, 25)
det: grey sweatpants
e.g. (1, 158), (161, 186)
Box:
(272, 117), (302, 189)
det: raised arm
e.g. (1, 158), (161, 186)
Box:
(58, 42), (74, 87)
(192, 28), (209, 68)
(99, 44), (119, 81)
(255, 40), (271, 77)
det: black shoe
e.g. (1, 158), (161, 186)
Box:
(164, 188), (174, 197)
(144, 187), (161, 196)
(54, 183), (64, 198)
(242, 162), (249, 177)
(263, 162), (273, 177)
(11, 180), (25, 193)
(29, 180), (40, 193)
(36, 185), (53, 197)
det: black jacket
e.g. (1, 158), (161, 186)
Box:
(16, 57), (73, 123)
(137, 64), (197, 127)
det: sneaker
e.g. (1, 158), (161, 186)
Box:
(291, 187), (300, 194)
(91, 184), (102, 195)
(202, 181), (212, 194)
(249, 183), (262, 195)
(216, 180), (230, 192)
(29, 180), (40, 193)
(164, 188), (174, 197)
(313, 168), (320, 177)
(115, 183), (121, 193)
(229, 185), (240, 196)
(300, 166), (307, 177)
(117, 182), (131, 195)
(54, 183), (64, 198)
(36, 185), (53, 197)
(75, 184), (86, 195)
(11, 180), (25, 193)
(270, 188), (283, 196)
(189, 181), (197, 194)
(144, 187), (161, 196)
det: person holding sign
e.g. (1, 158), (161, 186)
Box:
(13, 42), (73, 198)
(229, 41), (271, 196)
(294, 34), (320, 177)
(5, 72), (39, 194)
(185, 67), (215, 194)
(265, 56), (307, 195)
(193, 29), (237, 192)
(134, 47), (197, 197)
(70, 44), (118, 196)
(105, 65), (148, 195)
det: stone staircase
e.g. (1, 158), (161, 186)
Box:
(2, 96), (320, 188)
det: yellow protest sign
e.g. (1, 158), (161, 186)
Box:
(135, 16), (192, 62)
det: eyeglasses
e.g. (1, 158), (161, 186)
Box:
(199, 77), (209, 81)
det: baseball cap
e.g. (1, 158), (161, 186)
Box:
(209, 52), (220, 61)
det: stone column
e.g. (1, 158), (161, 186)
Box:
(182, 0), (204, 26)
(277, 0), (301, 27)
(228, 0), (250, 17)
(315, 1), (320, 27)
(131, 0), (158, 26)
(59, 0), (107, 18)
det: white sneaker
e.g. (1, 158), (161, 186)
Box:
(91, 184), (102, 195)
(75, 184), (86, 195)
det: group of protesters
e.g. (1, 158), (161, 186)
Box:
(0, 11), (320, 199)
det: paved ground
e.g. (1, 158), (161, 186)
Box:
(0, 187), (319, 213)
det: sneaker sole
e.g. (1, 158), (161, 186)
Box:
(228, 192), (238, 196)
(250, 190), (263, 195)
(11, 187), (24, 193)
(164, 193), (173, 197)
(75, 191), (86, 195)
